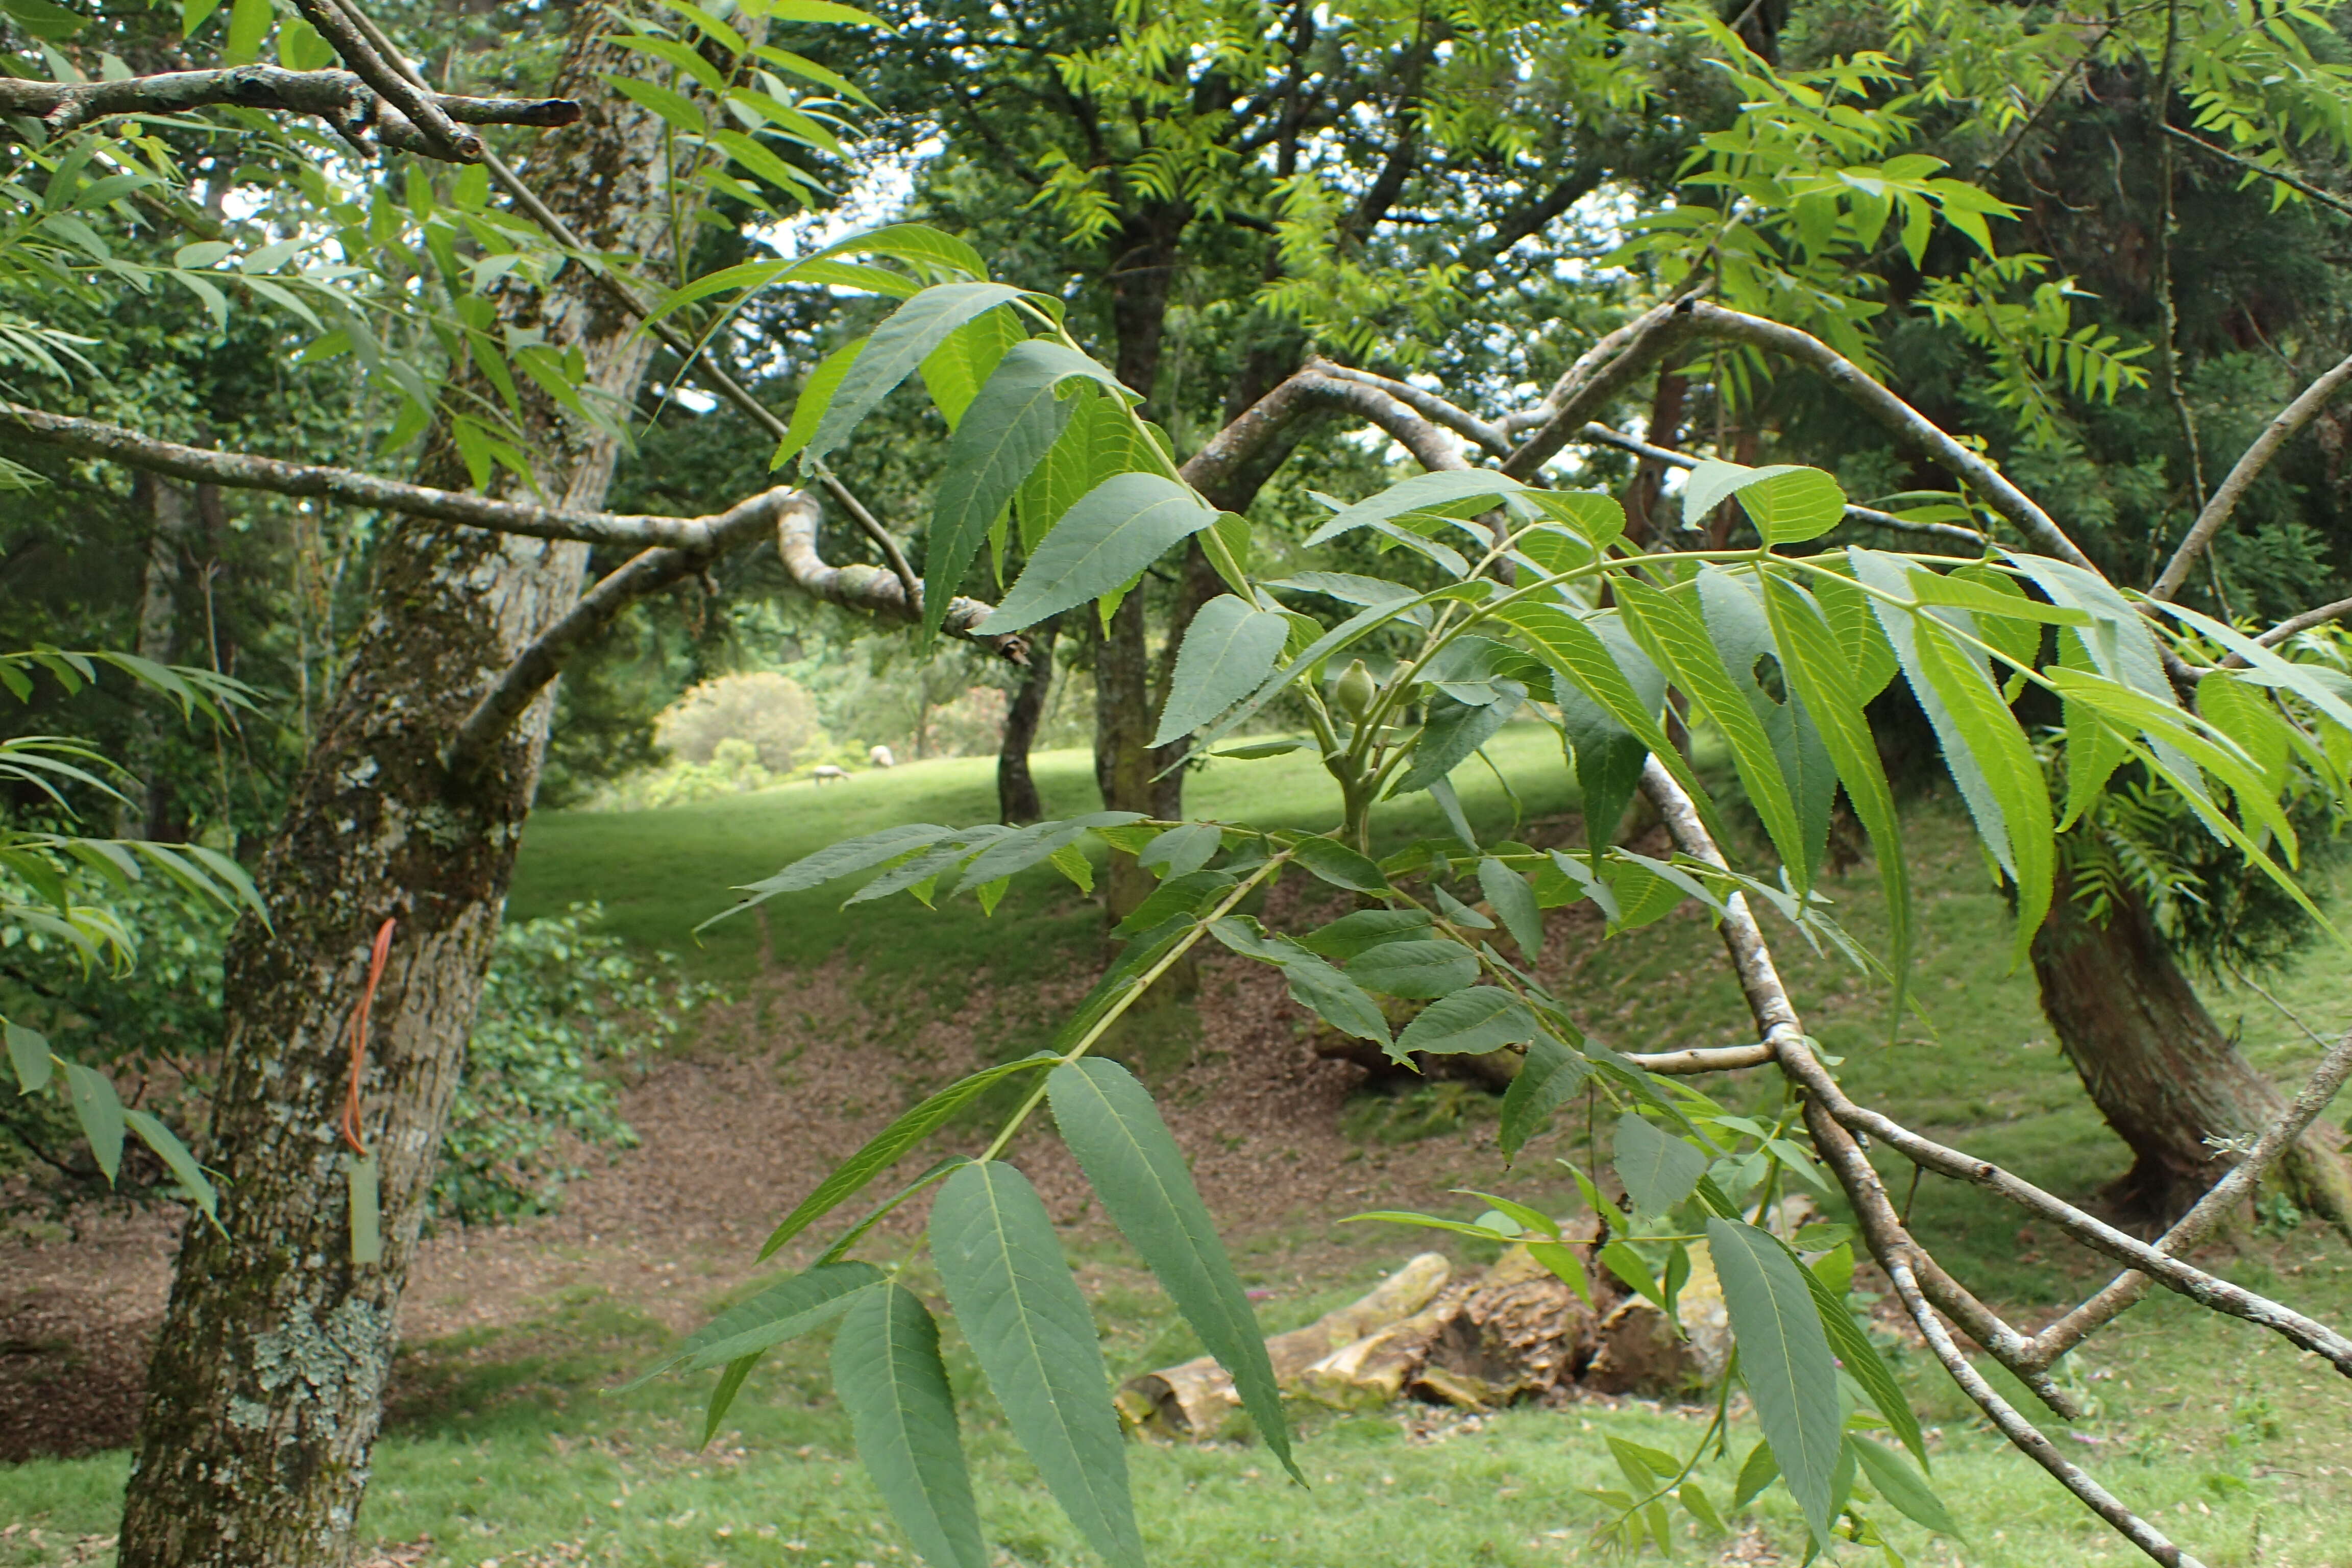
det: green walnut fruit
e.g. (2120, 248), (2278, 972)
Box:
(1334, 659), (1377, 722)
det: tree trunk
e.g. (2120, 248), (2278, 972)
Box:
(117, 21), (678, 1568)
(998, 616), (1057, 825)
(123, 474), (194, 840)
(1093, 592), (1158, 919)
(2030, 872), (2352, 1231)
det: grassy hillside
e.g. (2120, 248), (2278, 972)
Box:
(7, 736), (2350, 1568)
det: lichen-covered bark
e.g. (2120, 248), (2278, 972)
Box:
(117, 20), (678, 1567)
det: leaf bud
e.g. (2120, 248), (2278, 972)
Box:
(1334, 659), (1377, 722)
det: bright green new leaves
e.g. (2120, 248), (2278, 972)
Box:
(805, 283), (1031, 469)
(1303, 470), (1526, 547)
(771, 340), (864, 468)
(1018, 390), (1149, 552)
(1047, 1060), (1297, 1481)
(5, 1019), (50, 1092)
(919, 307), (1029, 429)
(1696, 568), (1835, 882)
(62, 1061), (123, 1181)
(1758, 575), (1911, 1009)
(927, 342), (1130, 634)
(1394, 987), (1538, 1057)
(835, 1285), (990, 1568)
(1152, 596), (1292, 745)
(1683, 459), (1846, 545)
(979, 475), (1216, 634)
(758, 1056), (1056, 1258)
(1617, 579), (1810, 885)
(1348, 939), (1478, 999)
(1614, 1113), (1706, 1215)
(931, 1162), (1143, 1568)
(1914, 607), (2054, 957)
(1709, 1218), (1843, 1549)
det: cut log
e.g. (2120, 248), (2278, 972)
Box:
(1408, 1244), (1602, 1407)
(1116, 1253), (1453, 1437)
(1585, 1241), (1730, 1396)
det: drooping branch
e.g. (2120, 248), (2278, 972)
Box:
(1500, 300), (1703, 479)
(773, 491), (1026, 663)
(1311, 361), (1512, 455)
(2228, 594), (2352, 663)
(2149, 352), (2352, 601)
(1635, 760), (2227, 1562)
(1886, 1258), (2210, 1568)
(1636, 758), (2078, 1415)
(445, 493), (800, 776)
(1, 401), (749, 550)
(0, 66), (575, 157)
(2020, 1024), (2352, 1370)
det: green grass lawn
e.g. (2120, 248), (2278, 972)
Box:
(8, 739), (2352, 1567)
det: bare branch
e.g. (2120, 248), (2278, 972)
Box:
(2, 400), (751, 550)
(1501, 300), (1702, 479)
(1310, 361), (1512, 455)
(296, 0), (478, 159)
(2150, 352), (2352, 601)
(774, 492), (1026, 663)
(2227, 594), (2352, 663)
(1622, 1042), (1775, 1074)
(446, 493), (800, 776)
(1636, 757), (2079, 1415)
(1576, 422), (1989, 547)
(0, 66), (575, 157)
(2022, 1023), (2352, 1370)
(1887, 1258), (2211, 1568)
(2163, 122), (2352, 224)
(1820, 1084), (2352, 1374)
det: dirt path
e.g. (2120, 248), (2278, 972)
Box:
(2, 901), (1499, 1464)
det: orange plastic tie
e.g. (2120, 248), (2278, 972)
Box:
(339, 918), (397, 1156)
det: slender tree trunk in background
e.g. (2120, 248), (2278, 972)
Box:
(1621, 367), (1687, 550)
(1093, 592), (1159, 918)
(2031, 871), (2352, 1232)
(117, 20), (678, 1568)
(998, 616), (1057, 825)
(124, 473), (194, 840)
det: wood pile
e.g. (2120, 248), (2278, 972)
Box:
(1116, 1244), (1732, 1439)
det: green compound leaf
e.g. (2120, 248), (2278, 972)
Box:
(1798, 1254), (1927, 1468)
(1153, 595), (1292, 746)
(979, 473), (1216, 635)
(1499, 1033), (1590, 1163)
(927, 341), (1127, 635)
(1477, 856), (1545, 961)
(1347, 938), (1478, 999)
(624, 1261), (884, 1389)
(1709, 1217), (1843, 1549)
(1290, 835), (1391, 894)
(835, 1284), (991, 1568)
(1613, 1111), (1706, 1215)
(1394, 987), (1539, 1058)
(1849, 1433), (1961, 1537)
(122, 1109), (218, 1226)
(806, 282), (1031, 468)
(931, 1161), (1143, 1568)
(5, 1019), (51, 1092)
(757, 1056), (1057, 1259)
(62, 1062), (123, 1182)
(1049, 1060), (1298, 1481)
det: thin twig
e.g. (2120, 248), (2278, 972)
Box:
(2022, 1024), (2352, 1369)
(2150, 353), (2352, 601)
(299, 0), (478, 159)
(2162, 123), (2352, 223)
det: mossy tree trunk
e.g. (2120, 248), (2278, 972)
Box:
(116, 21), (680, 1568)
(2031, 873), (2352, 1232)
